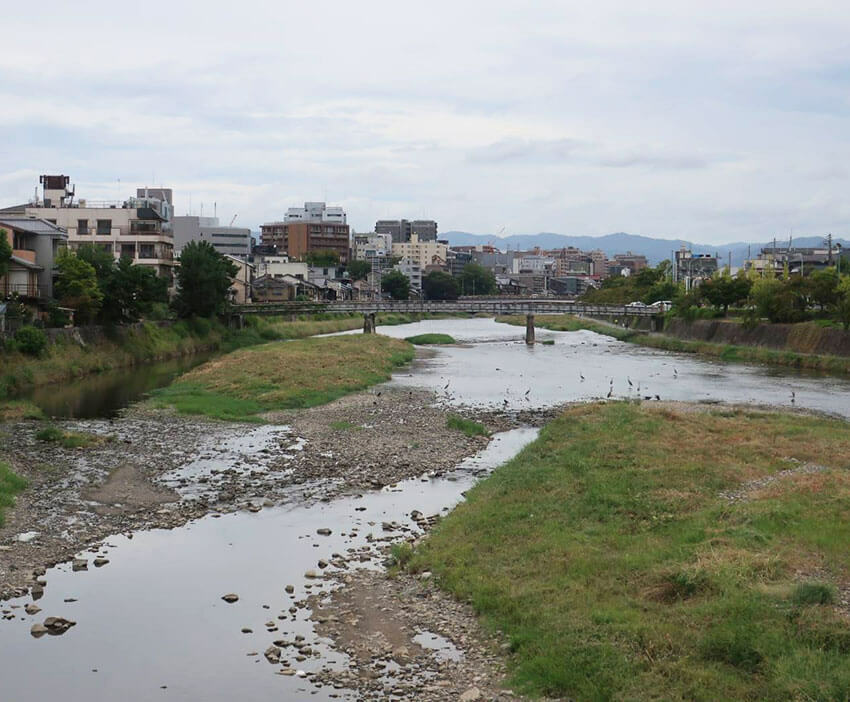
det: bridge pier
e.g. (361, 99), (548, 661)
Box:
(525, 314), (535, 345)
(363, 313), (376, 334)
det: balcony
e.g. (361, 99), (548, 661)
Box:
(3, 283), (42, 299)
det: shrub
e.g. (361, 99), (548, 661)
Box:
(13, 326), (48, 356)
(35, 426), (64, 442)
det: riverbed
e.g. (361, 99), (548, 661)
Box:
(3, 317), (850, 700)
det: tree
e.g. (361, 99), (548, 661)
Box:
(174, 241), (238, 318)
(423, 271), (460, 300)
(836, 276), (850, 330)
(346, 260), (371, 281)
(55, 249), (103, 324)
(100, 257), (168, 324)
(807, 267), (840, 311)
(77, 243), (168, 324)
(699, 275), (752, 315)
(381, 269), (410, 300)
(0, 229), (11, 280)
(459, 263), (497, 296)
(749, 277), (806, 323)
(304, 250), (340, 267)
(77, 243), (117, 285)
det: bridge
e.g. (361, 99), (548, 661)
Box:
(231, 299), (662, 344)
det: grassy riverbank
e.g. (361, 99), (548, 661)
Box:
(150, 334), (415, 421)
(0, 312), (434, 400)
(497, 314), (850, 375)
(0, 460), (27, 527)
(412, 402), (850, 700)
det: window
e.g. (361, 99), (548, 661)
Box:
(96, 219), (112, 235)
(13, 232), (31, 250)
(99, 244), (113, 253)
(121, 245), (136, 259)
(139, 244), (156, 259)
(77, 219), (89, 235)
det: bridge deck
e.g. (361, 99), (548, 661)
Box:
(232, 299), (661, 317)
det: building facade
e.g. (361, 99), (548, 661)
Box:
(1, 175), (176, 282)
(172, 216), (251, 257)
(391, 234), (448, 269)
(0, 217), (67, 301)
(375, 219), (437, 243)
(260, 202), (350, 263)
(353, 232), (393, 260)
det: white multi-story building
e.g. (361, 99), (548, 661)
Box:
(254, 255), (309, 280)
(391, 234), (448, 269)
(284, 201), (347, 224)
(1, 175), (176, 282)
(394, 260), (422, 293)
(353, 232), (393, 260)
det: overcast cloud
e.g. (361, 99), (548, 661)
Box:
(2, 0), (849, 243)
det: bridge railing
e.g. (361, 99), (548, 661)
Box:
(233, 299), (661, 317)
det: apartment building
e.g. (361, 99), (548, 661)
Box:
(0, 217), (67, 300)
(375, 219), (437, 243)
(391, 234), (448, 269)
(613, 252), (648, 273)
(353, 232), (393, 260)
(1, 175), (176, 282)
(172, 216), (251, 257)
(260, 202), (350, 263)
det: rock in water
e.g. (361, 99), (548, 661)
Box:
(221, 593), (239, 603)
(264, 645), (281, 664)
(72, 559), (88, 572)
(316, 528), (332, 536)
(30, 624), (48, 638)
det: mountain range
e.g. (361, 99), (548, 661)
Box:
(442, 231), (850, 268)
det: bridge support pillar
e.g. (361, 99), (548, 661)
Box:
(363, 313), (376, 334)
(525, 314), (535, 345)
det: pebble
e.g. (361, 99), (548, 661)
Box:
(221, 593), (239, 603)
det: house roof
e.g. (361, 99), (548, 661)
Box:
(10, 255), (43, 270)
(0, 217), (68, 237)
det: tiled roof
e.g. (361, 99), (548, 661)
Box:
(0, 217), (67, 236)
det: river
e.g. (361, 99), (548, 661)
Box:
(3, 317), (850, 700)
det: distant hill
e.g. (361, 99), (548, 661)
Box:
(441, 231), (850, 267)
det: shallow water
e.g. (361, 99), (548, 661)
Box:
(15, 352), (214, 419)
(0, 429), (538, 701)
(369, 318), (850, 417)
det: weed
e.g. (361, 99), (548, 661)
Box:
(792, 582), (837, 606)
(446, 414), (489, 437)
(0, 460), (26, 526)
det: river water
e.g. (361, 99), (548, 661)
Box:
(3, 317), (850, 700)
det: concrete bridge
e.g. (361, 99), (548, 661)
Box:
(231, 299), (662, 344)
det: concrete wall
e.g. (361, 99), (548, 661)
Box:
(663, 319), (850, 357)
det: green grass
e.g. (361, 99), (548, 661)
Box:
(329, 420), (362, 431)
(0, 459), (27, 527)
(405, 333), (456, 345)
(35, 426), (105, 448)
(150, 335), (415, 421)
(497, 315), (850, 376)
(412, 402), (850, 700)
(446, 413), (489, 437)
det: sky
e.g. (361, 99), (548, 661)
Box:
(2, 0), (849, 244)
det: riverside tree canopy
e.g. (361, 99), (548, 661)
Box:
(174, 241), (238, 318)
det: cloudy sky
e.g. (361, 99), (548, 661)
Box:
(2, 1), (849, 243)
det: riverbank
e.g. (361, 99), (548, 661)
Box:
(408, 401), (850, 700)
(0, 312), (444, 400)
(497, 314), (850, 375)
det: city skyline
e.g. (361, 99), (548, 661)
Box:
(2, 1), (849, 243)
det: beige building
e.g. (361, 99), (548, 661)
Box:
(391, 233), (448, 269)
(225, 254), (255, 304)
(1, 175), (176, 283)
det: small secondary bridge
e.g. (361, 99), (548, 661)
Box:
(231, 299), (662, 344)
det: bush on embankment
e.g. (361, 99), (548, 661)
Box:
(149, 335), (415, 421)
(0, 312), (433, 399)
(411, 402), (850, 700)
